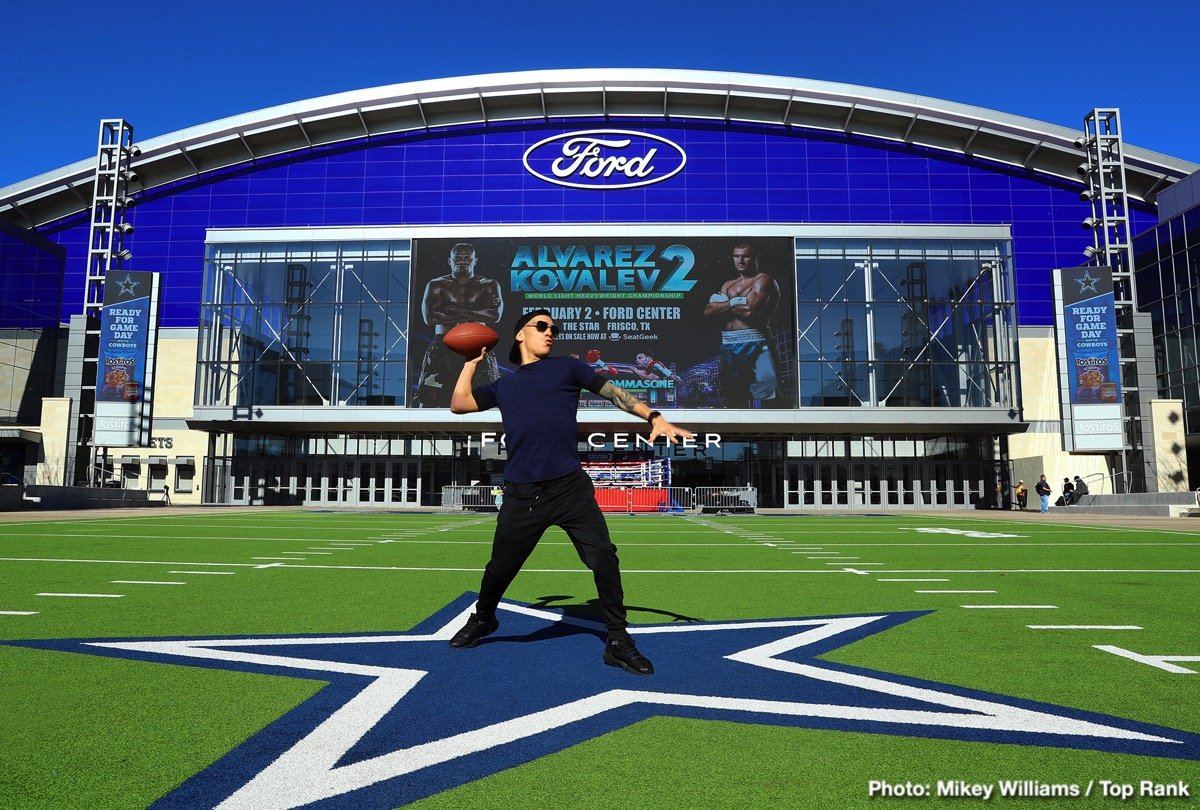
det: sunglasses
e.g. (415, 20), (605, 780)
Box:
(524, 320), (560, 336)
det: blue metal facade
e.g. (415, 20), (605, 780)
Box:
(0, 218), (64, 330)
(0, 219), (64, 427)
(30, 119), (1157, 330)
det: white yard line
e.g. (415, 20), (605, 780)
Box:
(0, 610), (38, 615)
(111, 580), (188, 585)
(877, 569), (1200, 574)
(1027, 625), (1143, 630)
(0, 556), (260, 567)
(0, 532), (401, 542)
(37, 592), (124, 598)
(0, 555), (851, 574)
(778, 540), (1200, 547)
(1093, 646), (1200, 674)
(370, 541), (839, 547)
(17, 531), (1159, 548)
(961, 604), (1058, 609)
(934, 517), (1200, 537)
(12, 533), (1196, 549)
(1, 555), (1195, 577)
(238, 565), (855, 574)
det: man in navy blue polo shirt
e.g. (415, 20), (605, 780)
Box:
(448, 309), (694, 675)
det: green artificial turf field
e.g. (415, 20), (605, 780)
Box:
(0, 509), (1196, 808)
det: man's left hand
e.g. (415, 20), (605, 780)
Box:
(650, 416), (695, 445)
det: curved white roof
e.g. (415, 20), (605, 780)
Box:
(2, 68), (1195, 227)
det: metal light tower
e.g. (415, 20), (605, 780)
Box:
(1076, 108), (1153, 491)
(65, 119), (138, 485)
(85, 120), (138, 315)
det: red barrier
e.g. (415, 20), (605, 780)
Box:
(594, 488), (670, 512)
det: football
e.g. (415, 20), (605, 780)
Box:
(442, 321), (500, 357)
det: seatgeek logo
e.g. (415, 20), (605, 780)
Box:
(523, 129), (686, 189)
(8, 594), (1199, 808)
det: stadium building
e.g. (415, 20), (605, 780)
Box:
(1, 69), (1196, 509)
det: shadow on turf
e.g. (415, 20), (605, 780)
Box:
(524, 594), (705, 626)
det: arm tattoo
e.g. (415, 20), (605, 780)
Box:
(598, 381), (642, 415)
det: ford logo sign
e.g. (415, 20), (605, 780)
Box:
(523, 129), (687, 190)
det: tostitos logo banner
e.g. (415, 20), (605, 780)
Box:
(407, 236), (797, 409)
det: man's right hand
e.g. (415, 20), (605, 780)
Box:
(465, 347), (489, 368)
(450, 349), (487, 414)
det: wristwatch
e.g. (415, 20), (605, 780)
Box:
(646, 410), (662, 424)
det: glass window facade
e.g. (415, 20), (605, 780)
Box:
(1134, 213), (1200, 435)
(199, 240), (411, 407)
(795, 237), (1016, 408)
(199, 231), (1017, 413)
(210, 431), (1004, 509)
(0, 220), (65, 424)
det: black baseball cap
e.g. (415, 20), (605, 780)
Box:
(508, 309), (553, 365)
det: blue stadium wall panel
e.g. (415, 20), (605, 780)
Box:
(34, 119), (1158, 329)
(0, 217), (65, 330)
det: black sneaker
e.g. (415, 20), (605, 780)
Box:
(603, 635), (654, 675)
(449, 613), (499, 649)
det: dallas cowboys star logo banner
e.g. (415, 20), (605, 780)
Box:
(8, 594), (1198, 808)
(1053, 266), (1123, 451)
(94, 270), (160, 447)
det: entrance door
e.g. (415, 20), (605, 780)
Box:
(388, 459), (421, 506)
(337, 460), (356, 505)
(784, 462), (802, 507)
(358, 461), (374, 506)
(303, 461), (322, 505)
(229, 459), (251, 505)
(324, 461), (355, 506)
(218, 456), (425, 507)
(850, 462), (868, 506)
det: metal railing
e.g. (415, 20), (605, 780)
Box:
(695, 486), (758, 513)
(440, 485), (501, 511)
(1087, 470), (1132, 496)
(1075, 472), (1104, 504)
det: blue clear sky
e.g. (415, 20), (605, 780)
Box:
(4, 0), (1197, 188)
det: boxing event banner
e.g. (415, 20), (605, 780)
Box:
(94, 271), (160, 446)
(408, 237), (796, 409)
(1061, 266), (1121, 406)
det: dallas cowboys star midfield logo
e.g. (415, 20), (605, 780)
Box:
(9, 595), (1199, 809)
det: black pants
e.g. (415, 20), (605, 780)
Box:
(476, 469), (627, 632)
